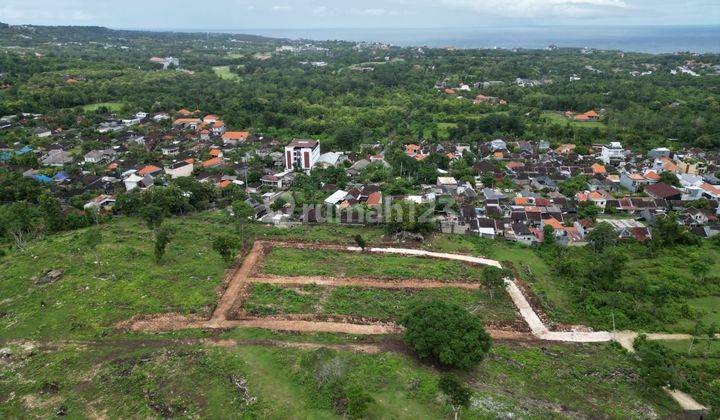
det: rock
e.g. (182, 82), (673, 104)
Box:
(33, 270), (63, 286)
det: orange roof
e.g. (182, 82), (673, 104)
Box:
(203, 114), (219, 120)
(493, 151), (504, 158)
(66, 78), (78, 84)
(213, 121), (225, 127)
(628, 173), (645, 181)
(700, 183), (720, 195)
(444, 88), (456, 94)
(405, 144), (421, 152)
(209, 149), (222, 157)
(414, 154), (427, 161)
(591, 163), (606, 174)
(514, 197), (530, 205)
(663, 161), (678, 172)
(366, 191), (382, 206)
(218, 180), (232, 188)
(507, 161), (524, 169)
(644, 170), (661, 181)
(184, 158), (195, 164)
(588, 191), (605, 199)
(106, 162), (118, 171)
(544, 217), (564, 230)
(177, 108), (193, 116)
(173, 118), (201, 125)
(201, 157), (223, 168)
(223, 131), (249, 140)
(138, 165), (161, 176)
(584, 110), (599, 117)
(576, 192), (588, 201)
(574, 114), (590, 121)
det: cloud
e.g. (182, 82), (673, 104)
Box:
(350, 8), (387, 16)
(438, 0), (628, 17)
(312, 6), (328, 15)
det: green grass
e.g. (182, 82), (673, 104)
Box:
(542, 111), (606, 129)
(248, 223), (386, 245)
(259, 247), (487, 281)
(212, 66), (240, 80)
(0, 214), (227, 340)
(244, 284), (517, 323)
(655, 339), (720, 407)
(81, 101), (125, 112)
(0, 341), (681, 418)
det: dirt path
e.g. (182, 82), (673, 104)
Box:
(119, 240), (711, 412)
(249, 275), (482, 290)
(210, 241), (264, 322)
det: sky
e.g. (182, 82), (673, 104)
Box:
(1, 0), (719, 29)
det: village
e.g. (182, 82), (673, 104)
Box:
(2, 106), (719, 245)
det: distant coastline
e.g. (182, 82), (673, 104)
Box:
(154, 25), (720, 54)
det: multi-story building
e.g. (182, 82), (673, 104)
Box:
(600, 142), (624, 164)
(285, 139), (320, 171)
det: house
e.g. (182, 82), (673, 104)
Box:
(138, 165), (162, 177)
(83, 194), (116, 211)
(34, 127), (52, 138)
(285, 139), (320, 171)
(165, 161), (194, 179)
(644, 182), (682, 201)
(124, 173), (154, 191)
(172, 118), (202, 130)
(84, 148), (116, 164)
(325, 189), (349, 207)
(620, 172), (652, 192)
(437, 176), (459, 194)
(600, 142), (624, 164)
(260, 170), (293, 189)
(201, 157), (223, 168)
(316, 152), (347, 167)
(222, 131), (249, 144)
(41, 149), (73, 167)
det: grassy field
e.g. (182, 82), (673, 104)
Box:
(542, 111), (606, 129)
(655, 339), (720, 407)
(81, 101), (125, 112)
(259, 247), (487, 281)
(212, 66), (240, 80)
(0, 340), (681, 418)
(244, 283), (518, 323)
(0, 215), (226, 340)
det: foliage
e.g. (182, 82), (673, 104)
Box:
(438, 374), (472, 420)
(586, 222), (617, 252)
(154, 226), (174, 263)
(401, 300), (492, 369)
(212, 234), (238, 265)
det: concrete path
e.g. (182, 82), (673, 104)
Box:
(347, 246), (503, 268)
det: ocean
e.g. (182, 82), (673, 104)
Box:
(228, 26), (720, 54)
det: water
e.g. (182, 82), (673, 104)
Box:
(226, 26), (720, 54)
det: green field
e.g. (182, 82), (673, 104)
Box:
(0, 340), (681, 418)
(81, 101), (125, 112)
(212, 66), (240, 80)
(542, 111), (606, 129)
(244, 283), (518, 323)
(655, 339), (720, 407)
(259, 247), (487, 281)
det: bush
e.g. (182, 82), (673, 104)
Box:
(401, 301), (491, 369)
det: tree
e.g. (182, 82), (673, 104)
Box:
(231, 200), (254, 246)
(38, 193), (65, 233)
(82, 228), (102, 265)
(213, 234), (237, 265)
(659, 171), (681, 187)
(438, 374), (472, 420)
(140, 204), (164, 232)
(401, 301), (492, 369)
(709, 379), (720, 419)
(586, 222), (617, 252)
(633, 334), (678, 388)
(353, 234), (366, 252)
(542, 224), (555, 246)
(385, 200), (435, 236)
(483, 266), (509, 300)
(154, 226), (173, 263)
(577, 201), (599, 221)
(704, 322), (718, 359)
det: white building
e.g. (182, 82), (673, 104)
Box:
(600, 142), (624, 164)
(164, 161), (194, 179)
(284, 139), (320, 171)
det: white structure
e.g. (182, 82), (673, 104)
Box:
(284, 139), (320, 171)
(600, 142), (624, 164)
(164, 161), (194, 179)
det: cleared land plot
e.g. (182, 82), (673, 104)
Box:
(212, 65), (240, 80)
(243, 283), (517, 324)
(542, 111), (605, 129)
(258, 247), (487, 281)
(0, 340), (681, 418)
(81, 101), (125, 112)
